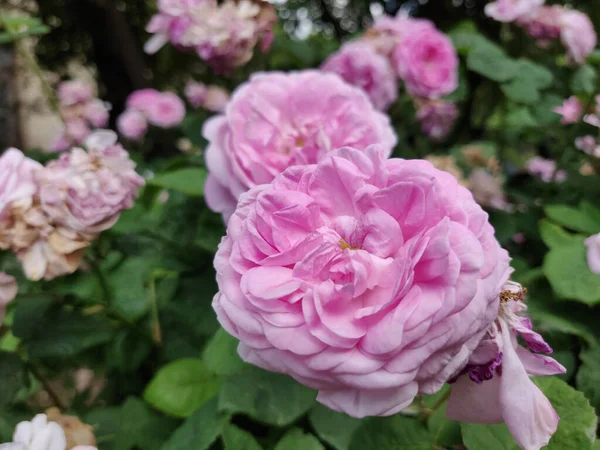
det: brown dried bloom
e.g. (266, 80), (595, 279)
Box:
(46, 407), (97, 449)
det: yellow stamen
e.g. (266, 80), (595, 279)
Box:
(500, 286), (527, 303)
(339, 239), (359, 251)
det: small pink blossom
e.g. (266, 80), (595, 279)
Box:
(321, 42), (398, 111)
(146, 92), (186, 128)
(57, 81), (94, 106)
(184, 81), (208, 108)
(366, 14), (435, 56)
(185, 81), (230, 112)
(575, 135), (600, 158)
(585, 233), (600, 274)
(214, 146), (510, 417)
(526, 157), (567, 182)
(448, 281), (565, 450)
(517, 6), (562, 43)
(83, 99), (111, 128)
(512, 232), (526, 244)
(126, 89), (162, 114)
(65, 118), (91, 144)
(553, 96), (583, 124)
(560, 9), (597, 64)
(117, 109), (149, 141)
(484, 0), (544, 23)
(416, 99), (458, 141)
(391, 23), (458, 99)
(203, 70), (397, 221)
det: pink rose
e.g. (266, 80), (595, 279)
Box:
(213, 146), (511, 417)
(0, 273), (17, 326)
(575, 135), (600, 158)
(83, 99), (111, 128)
(517, 6), (562, 43)
(448, 281), (565, 450)
(117, 109), (149, 141)
(321, 42), (398, 111)
(560, 9), (597, 64)
(553, 96), (583, 124)
(485, 0), (544, 23)
(0, 149), (42, 220)
(146, 92), (186, 128)
(526, 157), (567, 182)
(391, 24), (458, 99)
(38, 131), (145, 233)
(585, 233), (600, 274)
(57, 81), (94, 106)
(126, 89), (163, 114)
(203, 70), (397, 221)
(65, 118), (91, 145)
(185, 81), (208, 108)
(367, 15), (435, 56)
(416, 99), (458, 141)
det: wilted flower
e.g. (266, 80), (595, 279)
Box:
(560, 9), (597, 64)
(425, 155), (467, 186)
(469, 169), (512, 212)
(45, 408), (96, 449)
(145, 0), (276, 73)
(553, 96), (583, 124)
(585, 233), (600, 274)
(526, 157), (567, 182)
(416, 99), (458, 141)
(117, 109), (148, 141)
(38, 131), (145, 234)
(213, 146), (510, 417)
(484, 0), (544, 23)
(0, 149), (42, 220)
(448, 281), (565, 450)
(0, 273), (17, 326)
(321, 42), (398, 110)
(203, 71), (397, 221)
(10, 414), (67, 450)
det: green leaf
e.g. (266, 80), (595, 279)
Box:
(144, 359), (221, 418)
(309, 404), (361, 450)
(534, 377), (597, 450)
(539, 220), (579, 249)
(163, 397), (229, 450)
(107, 329), (152, 373)
(85, 407), (121, 450)
(114, 397), (152, 450)
(576, 346), (600, 411)
(532, 94), (563, 125)
(12, 294), (53, 339)
(218, 366), (316, 426)
(274, 429), (324, 450)
(501, 79), (540, 105)
(222, 423), (263, 450)
(571, 65), (598, 95)
(349, 416), (434, 450)
(202, 328), (246, 376)
(0, 352), (26, 407)
(467, 46), (518, 82)
(149, 168), (207, 197)
(516, 59), (554, 89)
(461, 423), (518, 450)
(505, 107), (538, 130)
(545, 205), (600, 234)
(543, 237), (600, 304)
(108, 258), (151, 322)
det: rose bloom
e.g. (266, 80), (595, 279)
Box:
(416, 100), (458, 141)
(184, 80), (208, 108)
(0, 273), (17, 326)
(553, 96), (583, 124)
(0, 149), (42, 219)
(575, 135), (600, 158)
(366, 14), (435, 56)
(57, 81), (94, 106)
(117, 109), (149, 141)
(560, 9), (597, 64)
(484, 0), (544, 23)
(391, 23), (458, 99)
(83, 99), (110, 128)
(517, 6), (562, 44)
(126, 89), (162, 114)
(213, 146), (511, 417)
(585, 233), (600, 274)
(38, 131), (145, 234)
(321, 42), (398, 111)
(448, 281), (565, 450)
(203, 71), (397, 221)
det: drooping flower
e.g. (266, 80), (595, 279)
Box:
(321, 42), (398, 111)
(553, 96), (583, 124)
(526, 157), (567, 182)
(391, 22), (458, 99)
(117, 109), (148, 141)
(0, 149), (42, 220)
(559, 9), (597, 64)
(447, 281), (566, 450)
(38, 131), (145, 234)
(468, 169), (512, 212)
(585, 233), (600, 274)
(484, 0), (545, 23)
(11, 414), (67, 450)
(213, 146), (511, 418)
(415, 99), (458, 141)
(0, 273), (17, 326)
(203, 71), (397, 221)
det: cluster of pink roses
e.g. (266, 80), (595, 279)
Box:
(117, 89), (186, 141)
(144, 0), (276, 74)
(553, 96), (600, 158)
(321, 12), (459, 140)
(0, 131), (144, 281)
(485, 0), (597, 64)
(51, 81), (111, 152)
(184, 80), (230, 113)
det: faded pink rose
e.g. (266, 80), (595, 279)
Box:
(213, 146), (511, 418)
(57, 81), (94, 106)
(585, 233), (600, 274)
(65, 118), (91, 144)
(0, 149), (42, 220)
(366, 15), (435, 56)
(321, 42), (398, 111)
(391, 24), (458, 99)
(575, 135), (600, 158)
(184, 81), (208, 108)
(83, 99), (110, 128)
(203, 71), (397, 221)
(485, 0), (544, 23)
(117, 109), (149, 141)
(517, 5), (562, 43)
(560, 9), (597, 64)
(416, 100), (458, 141)
(0, 273), (17, 325)
(203, 86), (230, 113)
(126, 89), (162, 114)
(526, 157), (566, 182)
(38, 131), (145, 234)
(553, 96), (583, 124)
(146, 92), (186, 128)
(448, 281), (565, 450)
